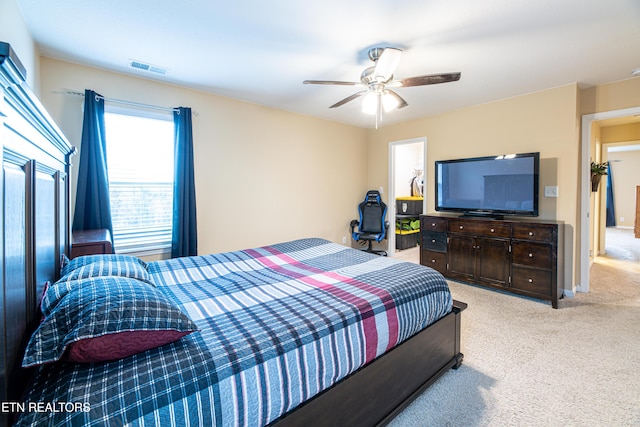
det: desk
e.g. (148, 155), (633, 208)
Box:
(71, 229), (113, 258)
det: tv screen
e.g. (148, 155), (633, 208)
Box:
(435, 152), (539, 218)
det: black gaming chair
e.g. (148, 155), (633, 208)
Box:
(350, 190), (389, 256)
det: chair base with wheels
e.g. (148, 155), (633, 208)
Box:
(350, 190), (389, 256)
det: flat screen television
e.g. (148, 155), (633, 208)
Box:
(435, 152), (540, 218)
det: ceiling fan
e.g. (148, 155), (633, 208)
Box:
(304, 47), (461, 125)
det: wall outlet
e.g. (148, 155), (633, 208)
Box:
(342, 236), (347, 244)
(620, 217), (625, 222)
(544, 186), (558, 197)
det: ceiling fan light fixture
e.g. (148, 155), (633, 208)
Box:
(362, 91), (378, 115)
(382, 91), (400, 112)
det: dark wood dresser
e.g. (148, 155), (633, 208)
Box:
(420, 215), (562, 308)
(71, 229), (113, 258)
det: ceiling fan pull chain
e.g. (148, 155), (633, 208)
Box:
(376, 94), (379, 127)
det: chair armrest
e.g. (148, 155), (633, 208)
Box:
(350, 219), (359, 233)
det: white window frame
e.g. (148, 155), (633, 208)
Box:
(104, 104), (174, 257)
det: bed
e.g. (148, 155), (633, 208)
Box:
(1, 41), (465, 427)
(14, 238), (464, 426)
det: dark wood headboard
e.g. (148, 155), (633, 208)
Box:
(0, 42), (74, 423)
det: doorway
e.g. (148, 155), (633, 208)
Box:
(599, 143), (640, 259)
(580, 106), (640, 293)
(388, 137), (426, 258)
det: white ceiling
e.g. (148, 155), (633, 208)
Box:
(16, 0), (640, 129)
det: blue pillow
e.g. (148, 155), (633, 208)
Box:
(59, 258), (153, 285)
(61, 254), (148, 278)
(46, 258), (155, 317)
(23, 276), (198, 367)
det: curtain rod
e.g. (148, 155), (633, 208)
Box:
(64, 89), (198, 116)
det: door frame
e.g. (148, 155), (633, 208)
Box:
(388, 136), (427, 257)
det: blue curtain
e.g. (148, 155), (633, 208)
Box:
(72, 89), (114, 247)
(172, 107), (198, 257)
(606, 164), (616, 227)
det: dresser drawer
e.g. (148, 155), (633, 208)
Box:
(511, 266), (552, 296)
(422, 232), (447, 252)
(512, 241), (553, 269)
(421, 217), (448, 232)
(512, 223), (554, 242)
(421, 250), (447, 275)
(449, 220), (511, 238)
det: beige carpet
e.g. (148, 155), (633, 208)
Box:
(389, 229), (640, 427)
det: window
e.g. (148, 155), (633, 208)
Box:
(104, 109), (174, 255)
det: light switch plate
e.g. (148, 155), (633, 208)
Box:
(544, 186), (558, 197)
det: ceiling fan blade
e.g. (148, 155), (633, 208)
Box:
(386, 90), (408, 109)
(393, 72), (461, 87)
(374, 48), (402, 81)
(303, 80), (360, 86)
(329, 90), (368, 108)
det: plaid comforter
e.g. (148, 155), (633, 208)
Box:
(16, 238), (451, 426)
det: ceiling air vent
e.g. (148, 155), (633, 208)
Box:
(129, 60), (168, 75)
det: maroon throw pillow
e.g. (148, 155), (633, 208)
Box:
(23, 276), (198, 368)
(65, 330), (192, 363)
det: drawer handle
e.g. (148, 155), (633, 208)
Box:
(529, 253), (533, 258)
(459, 225), (464, 230)
(529, 231), (534, 236)
(528, 278), (533, 283)
(490, 228), (495, 233)
(431, 259), (436, 263)
(431, 223), (436, 227)
(432, 239), (436, 243)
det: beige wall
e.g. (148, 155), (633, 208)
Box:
(590, 122), (603, 256)
(367, 84), (580, 290)
(581, 78), (640, 115)
(39, 58), (369, 256)
(601, 122), (640, 144)
(0, 0), (40, 92)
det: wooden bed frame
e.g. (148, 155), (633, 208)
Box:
(0, 42), (465, 427)
(272, 300), (466, 426)
(1, 42), (75, 427)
